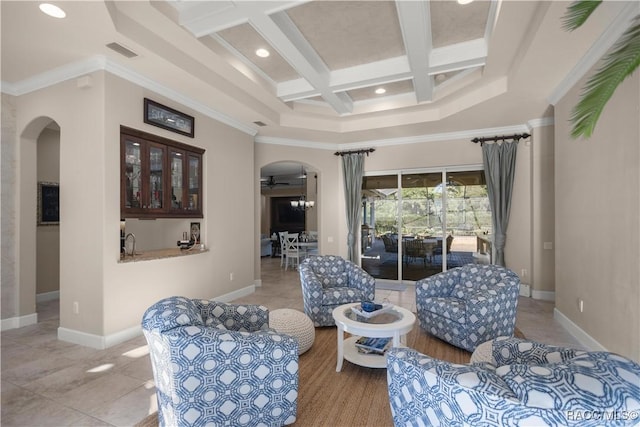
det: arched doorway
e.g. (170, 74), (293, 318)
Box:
(260, 161), (318, 237)
(259, 161), (319, 268)
(17, 117), (61, 326)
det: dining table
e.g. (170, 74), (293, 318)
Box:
(296, 240), (318, 259)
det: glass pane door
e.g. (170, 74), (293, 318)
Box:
(124, 139), (141, 209)
(187, 154), (200, 211)
(401, 173), (442, 281)
(170, 150), (184, 210)
(361, 175), (399, 280)
(361, 168), (491, 283)
(148, 144), (164, 209)
(444, 170), (492, 268)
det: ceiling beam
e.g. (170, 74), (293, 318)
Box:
(263, 11), (353, 115)
(395, 0), (433, 103)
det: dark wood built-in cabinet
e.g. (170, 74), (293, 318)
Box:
(121, 126), (204, 218)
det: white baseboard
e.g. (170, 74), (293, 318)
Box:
(554, 308), (608, 352)
(531, 290), (555, 301)
(53, 285), (256, 349)
(36, 290), (60, 303)
(1, 313), (38, 331)
(519, 284), (531, 297)
(212, 284), (256, 303)
(58, 325), (142, 350)
(254, 279), (263, 288)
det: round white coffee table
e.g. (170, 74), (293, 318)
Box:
(332, 303), (416, 372)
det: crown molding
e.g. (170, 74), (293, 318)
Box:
(527, 117), (554, 129)
(255, 121), (543, 150)
(0, 55), (258, 136)
(548, 1), (640, 106)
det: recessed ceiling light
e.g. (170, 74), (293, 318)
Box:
(457, 0), (474, 4)
(375, 88), (386, 95)
(255, 48), (270, 58)
(39, 3), (66, 18)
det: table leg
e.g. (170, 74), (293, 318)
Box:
(393, 331), (401, 347)
(336, 324), (344, 372)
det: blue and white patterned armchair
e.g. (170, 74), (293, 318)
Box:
(416, 264), (520, 352)
(387, 337), (640, 426)
(299, 255), (376, 327)
(141, 296), (299, 427)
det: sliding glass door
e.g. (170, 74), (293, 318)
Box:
(361, 167), (491, 283)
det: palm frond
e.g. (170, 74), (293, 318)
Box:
(562, 0), (602, 31)
(570, 16), (640, 138)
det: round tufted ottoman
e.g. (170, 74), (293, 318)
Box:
(269, 309), (315, 355)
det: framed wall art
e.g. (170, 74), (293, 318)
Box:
(38, 182), (59, 225)
(144, 98), (195, 138)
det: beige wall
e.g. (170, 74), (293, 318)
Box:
(255, 133), (546, 289)
(555, 71), (640, 361)
(7, 71), (256, 342)
(531, 124), (556, 295)
(104, 73), (255, 335)
(1, 94), (18, 320)
(36, 128), (60, 295)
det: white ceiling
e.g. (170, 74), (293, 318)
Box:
(1, 0), (636, 151)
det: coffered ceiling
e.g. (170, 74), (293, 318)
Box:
(1, 1), (636, 145)
(179, 0), (493, 116)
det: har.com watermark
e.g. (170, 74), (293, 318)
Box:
(566, 410), (639, 422)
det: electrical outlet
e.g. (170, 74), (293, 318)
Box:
(578, 299), (584, 313)
(521, 269), (527, 277)
(73, 301), (79, 315)
(230, 272), (234, 281)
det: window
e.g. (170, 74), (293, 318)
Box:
(120, 126), (204, 218)
(361, 168), (491, 282)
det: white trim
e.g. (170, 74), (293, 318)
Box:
(519, 283), (531, 297)
(0, 55), (258, 136)
(531, 290), (555, 301)
(256, 122), (533, 150)
(527, 117), (554, 129)
(254, 279), (263, 288)
(58, 327), (107, 349)
(548, 1), (640, 105)
(55, 285), (256, 349)
(554, 308), (608, 352)
(1, 313), (38, 331)
(36, 290), (60, 303)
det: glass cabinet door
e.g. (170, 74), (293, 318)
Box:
(148, 143), (165, 209)
(124, 139), (142, 209)
(188, 154), (200, 211)
(170, 150), (184, 210)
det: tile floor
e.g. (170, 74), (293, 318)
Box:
(1, 257), (582, 426)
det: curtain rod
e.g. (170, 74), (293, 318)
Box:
(471, 133), (530, 146)
(334, 148), (375, 156)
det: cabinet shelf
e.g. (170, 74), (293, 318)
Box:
(121, 126), (204, 219)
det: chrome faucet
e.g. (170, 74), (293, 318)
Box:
(125, 233), (136, 258)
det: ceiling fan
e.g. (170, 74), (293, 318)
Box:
(261, 176), (290, 188)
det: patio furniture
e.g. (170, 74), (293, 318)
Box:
(415, 264), (520, 351)
(381, 233), (398, 253)
(387, 336), (640, 426)
(141, 296), (299, 426)
(299, 255), (376, 327)
(403, 239), (432, 266)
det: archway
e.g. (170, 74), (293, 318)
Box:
(258, 161), (319, 273)
(18, 116), (61, 326)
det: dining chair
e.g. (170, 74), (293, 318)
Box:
(278, 231), (288, 267)
(284, 233), (300, 270)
